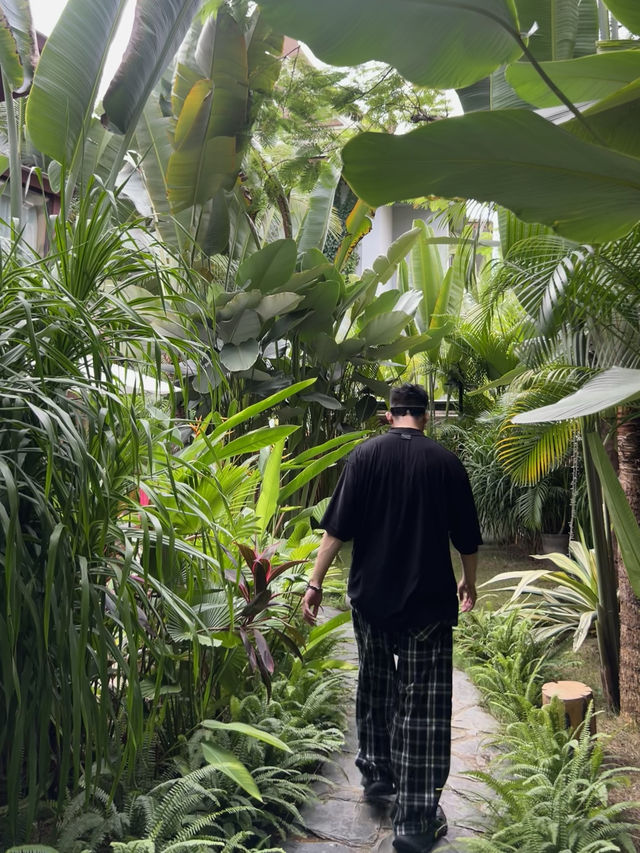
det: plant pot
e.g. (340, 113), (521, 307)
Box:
(540, 532), (570, 556)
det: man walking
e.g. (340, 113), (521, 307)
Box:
(302, 383), (482, 853)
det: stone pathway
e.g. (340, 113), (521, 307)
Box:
(284, 618), (497, 853)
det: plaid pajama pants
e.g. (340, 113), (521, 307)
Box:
(352, 608), (453, 835)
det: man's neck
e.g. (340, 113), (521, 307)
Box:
(389, 417), (425, 431)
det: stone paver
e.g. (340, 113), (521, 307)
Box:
(284, 618), (496, 852)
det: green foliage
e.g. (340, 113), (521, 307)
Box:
(0, 188), (214, 840)
(483, 538), (599, 650)
(50, 617), (351, 852)
(457, 612), (639, 853)
(465, 703), (639, 852)
(455, 609), (554, 720)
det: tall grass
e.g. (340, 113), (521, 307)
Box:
(0, 186), (212, 840)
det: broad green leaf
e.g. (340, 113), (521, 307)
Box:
(216, 425), (298, 460)
(361, 311), (412, 347)
(515, 0), (580, 60)
(167, 10), (248, 212)
(256, 439), (285, 533)
(26, 0), (128, 167)
(512, 367), (640, 423)
(102, 0), (204, 134)
(300, 392), (343, 410)
(202, 719), (291, 751)
(498, 207), (553, 258)
(219, 339), (259, 372)
(367, 331), (439, 361)
(359, 290), (401, 326)
(0, 0), (35, 92)
(217, 288), (262, 319)
(563, 78), (640, 158)
(135, 100), (188, 251)
(372, 228), (422, 284)
(237, 238), (297, 293)
(172, 17), (203, 116)
(201, 741), (262, 800)
(218, 308), (261, 344)
(575, 0), (599, 57)
(258, 0), (523, 89)
(506, 51), (640, 107)
(603, 0), (640, 35)
(247, 12), (283, 94)
(342, 110), (640, 243)
(195, 189), (230, 255)
(256, 292), (304, 322)
(297, 161), (341, 254)
(305, 332), (339, 363)
(408, 221), (444, 332)
(205, 378), (315, 443)
(586, 431), (640, 597)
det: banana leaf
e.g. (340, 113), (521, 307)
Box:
(0, 0), (37, 93)
(341, 110), (640, 242)
(258, 0), (523, 89)
(26, 0), (128, 168)
(603, 0), (640, 34)
(102, 0), (204, 135)
(506, 50), (640, 107)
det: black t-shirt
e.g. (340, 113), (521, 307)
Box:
(320, 428), (482, 630)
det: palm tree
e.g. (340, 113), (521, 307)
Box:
(490, 223), (640, 712)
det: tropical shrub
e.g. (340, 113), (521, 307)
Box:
(456, 611), (639, 853)
(465, 703), (639, 853)
(455, 609), (555, 722)
(0, 192), (214, 840)
(482, 538), (599, 650)
(20, 613), (352, 853)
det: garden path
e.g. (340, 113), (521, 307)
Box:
(284, 614), (496, 853)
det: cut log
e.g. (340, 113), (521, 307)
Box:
(542, 680), (595, 733)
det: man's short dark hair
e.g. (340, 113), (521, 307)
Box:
(389, 383), (429, 416)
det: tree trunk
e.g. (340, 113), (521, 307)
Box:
(617, 415), (640, 720)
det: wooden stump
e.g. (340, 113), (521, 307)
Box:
(542, 680), (595, 733)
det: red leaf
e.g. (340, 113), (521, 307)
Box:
(256, 542), (280, 563)
(237, 542), (257, 570)
(265, 559), (307, 583)
(253, 628), (275, 674)
(251, 559), (268, 593)
(238, 628), (258, 671)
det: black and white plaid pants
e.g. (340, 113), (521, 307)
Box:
(352, 608), (453, 835)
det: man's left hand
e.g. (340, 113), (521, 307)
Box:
(458, 578), (476, 612)
(302, 587), (323, 625)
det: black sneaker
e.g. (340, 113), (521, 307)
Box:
(362, 777), (396, 800)
(392, 806), (448, 853)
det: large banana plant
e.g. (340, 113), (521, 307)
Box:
(256, 0), (640, 243)
(134, 5), (284, 260)
(0, 0), (208, 222)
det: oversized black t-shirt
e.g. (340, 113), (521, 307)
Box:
(320, 428), (482, 630)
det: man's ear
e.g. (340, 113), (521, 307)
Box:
(385, 410), (393, 424)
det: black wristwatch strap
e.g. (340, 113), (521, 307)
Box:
(307, 581), (322, 593)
